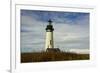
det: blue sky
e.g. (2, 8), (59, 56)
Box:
(21, 10), (89, 53)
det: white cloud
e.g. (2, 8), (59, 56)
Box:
(66, 49), (89, 54)
(53, 22), (89, 50)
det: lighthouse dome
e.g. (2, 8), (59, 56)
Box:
(46, 19), (54, 31)
(46, 24), (54, 31)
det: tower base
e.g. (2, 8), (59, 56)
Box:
(46, 48), (60, 52)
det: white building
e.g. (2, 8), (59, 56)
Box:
(45, 20), (60, 52)
(45, 20), (54, 50)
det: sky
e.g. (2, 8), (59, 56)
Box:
(21, 9), (90, 53)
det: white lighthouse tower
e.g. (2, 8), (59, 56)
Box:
(45, 20), (54, 50)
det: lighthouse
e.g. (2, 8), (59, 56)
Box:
(45, 20), (54, 50)
(45, 20), (60, 52)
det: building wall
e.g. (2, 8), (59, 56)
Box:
(45, 31), (54, 50)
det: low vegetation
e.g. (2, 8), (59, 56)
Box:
(21, 51), (89, 63)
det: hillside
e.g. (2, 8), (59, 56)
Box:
(21, 51), (89, 63)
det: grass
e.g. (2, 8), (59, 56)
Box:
(21, 51), (89, 63)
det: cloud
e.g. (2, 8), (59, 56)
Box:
(21, 10), (89, 53)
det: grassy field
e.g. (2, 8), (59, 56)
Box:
(21, 51), (89, 63)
